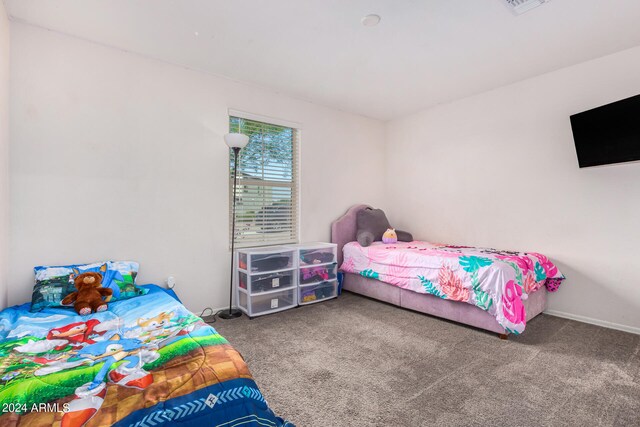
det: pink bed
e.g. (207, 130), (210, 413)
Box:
(331, 205), (565, 337)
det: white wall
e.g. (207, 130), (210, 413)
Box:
(386, 45), (640, 333)
(9, 23), (386, 312)
(0, 4), (10, 309)
(9, 19), (640, 334)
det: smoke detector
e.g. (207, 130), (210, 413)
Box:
(361, 14), (381, 27)
(504, 0), (549, 15)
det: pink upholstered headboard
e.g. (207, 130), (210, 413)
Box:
(331, 204), (371, 267)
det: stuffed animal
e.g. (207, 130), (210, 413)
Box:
(356, 207), (413, 247)
(61, 272), (113, 316)
(382, 228), (398, 244)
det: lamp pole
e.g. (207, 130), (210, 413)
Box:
(219, 146), (243, 319)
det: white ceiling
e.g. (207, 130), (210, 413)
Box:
(5, 0), (640, 120)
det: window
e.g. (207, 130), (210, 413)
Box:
(229, 115), (299, 248)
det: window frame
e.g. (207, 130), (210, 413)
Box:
(228, 111), (301, 249)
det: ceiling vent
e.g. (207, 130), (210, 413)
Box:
(504, 0), (549, 15)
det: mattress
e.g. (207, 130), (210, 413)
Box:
(341, 241), (564, 334)
(0, 285), (292, 427)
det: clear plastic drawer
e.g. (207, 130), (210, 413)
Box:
(239, 269), (296, 294)
(299, 280), (337, 305)
(299, 263), (337, 286)
(298, 243), (337, 267)
(238, 248), (295, 273)
(238, 287), (297, 317)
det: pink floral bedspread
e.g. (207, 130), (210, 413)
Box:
(341, 241), (565, 334)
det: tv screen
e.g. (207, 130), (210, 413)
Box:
(570, 94), (640, 168)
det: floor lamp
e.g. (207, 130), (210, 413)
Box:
(219, 132), (249, 319)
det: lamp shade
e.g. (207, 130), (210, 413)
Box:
(224, 133), (249, 149)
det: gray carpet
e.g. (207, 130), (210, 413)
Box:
(215, 292), (640, 427)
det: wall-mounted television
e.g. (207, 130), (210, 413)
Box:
(570, 94), (640, 168)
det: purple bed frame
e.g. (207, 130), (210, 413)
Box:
(331, 204), (547, 337)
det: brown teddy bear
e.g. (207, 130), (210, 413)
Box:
(61, 272), (113, 316)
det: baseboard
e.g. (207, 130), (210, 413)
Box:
(544, 309), (640, 335)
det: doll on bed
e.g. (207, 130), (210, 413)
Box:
(356, 207), (413, 247)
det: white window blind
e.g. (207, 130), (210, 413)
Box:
(229, 116), (299, 248)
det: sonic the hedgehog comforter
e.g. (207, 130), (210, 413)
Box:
(0, 285), (292, 427)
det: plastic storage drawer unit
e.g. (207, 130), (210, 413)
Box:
(235, 245), (299, 317)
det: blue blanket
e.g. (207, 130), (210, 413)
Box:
(0, 285), (293, 426)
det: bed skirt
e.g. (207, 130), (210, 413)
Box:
(342, 272), (547, 335)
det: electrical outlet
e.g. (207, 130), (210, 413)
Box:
(503, 0), (549, 15)
(166, 276), (176, 288)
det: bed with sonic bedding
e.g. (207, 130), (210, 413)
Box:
(0, 283), (292, 427)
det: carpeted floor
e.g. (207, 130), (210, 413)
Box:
(215, 292), (640, 427)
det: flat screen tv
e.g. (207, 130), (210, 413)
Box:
(570, 94), (640, 168)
